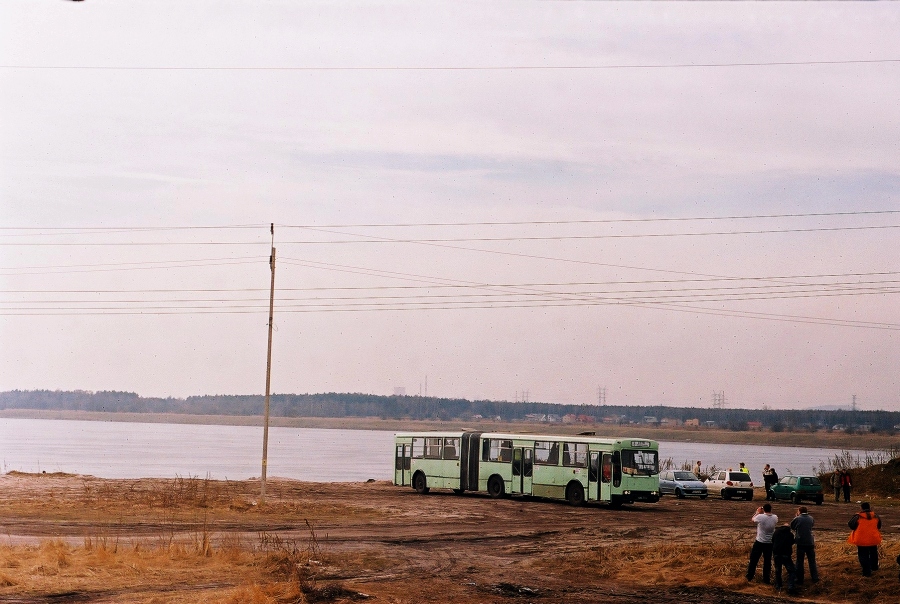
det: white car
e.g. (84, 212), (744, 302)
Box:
(705, 470), (754, 500)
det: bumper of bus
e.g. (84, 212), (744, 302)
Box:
(620, 490), (660, 503)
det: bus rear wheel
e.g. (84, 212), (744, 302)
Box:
(566, 482), (585, 506)
(487, 475), (505, 498)
(413, 472), (429, 494)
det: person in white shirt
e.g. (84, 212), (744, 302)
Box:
(746, 503), (778, 584)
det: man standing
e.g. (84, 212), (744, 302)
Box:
(831, 471), (842, 502)
(772, 523), (797, 593)
(791, 506), (819, 584)
(763, 464), (778, 501)
(693, 460), (702, 477)
(747, 503), (778, 584)
(848, 501), (882, 576)
(841, 470), (853, 503)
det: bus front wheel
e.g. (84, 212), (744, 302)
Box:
(487, 475), (505, 498)
(413, 472), (429, 494)
(566, 482), (585, 507)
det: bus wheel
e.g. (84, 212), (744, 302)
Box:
(487, 475), (505, 498)
(566, 482), (585, 507)
(608, 495), (623, 509)
(413, 472), (429, 494)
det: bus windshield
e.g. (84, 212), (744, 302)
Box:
(621, 449), (658, 476)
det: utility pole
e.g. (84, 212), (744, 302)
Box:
(598, 386), (607, 406)
(261, 223), (276, 504)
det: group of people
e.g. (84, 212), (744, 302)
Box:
(831, 469), (853, 502)
(747, 504), (819, 592)
(746, 501), (884, 593)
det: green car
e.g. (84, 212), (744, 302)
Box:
(769, 475), (824, 505)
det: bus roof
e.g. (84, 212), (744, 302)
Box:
(394, 431), (657, 448)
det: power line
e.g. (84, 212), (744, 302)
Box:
(277, 210), (900, 229)
(287, 223), (900, 243)
(1, 211), (896, 236)
(5, 223), (894, 247)
(2, 59), (898, 71)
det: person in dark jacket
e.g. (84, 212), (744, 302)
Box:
(841, 470), (853, 503)
(763, 464), (778, 501)
(772, 523), (797, 592)
(848, 501), (882, 576)
(791, 506), (819, 584)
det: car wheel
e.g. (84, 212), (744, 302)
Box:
(675, 488), (685, 499)
(744, 492), (753, 501)
(700, 494), (708, 500)
(792, 493), (801, 504)
(815, 495), (824, 505)
(723, 491), (731, 500)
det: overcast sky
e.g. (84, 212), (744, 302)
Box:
(1, 2), (898, 411)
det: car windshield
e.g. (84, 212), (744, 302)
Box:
(729, 473), (751, 481)
(674, 472), (697, 480)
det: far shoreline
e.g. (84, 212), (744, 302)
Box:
(2, 407), (896, 452)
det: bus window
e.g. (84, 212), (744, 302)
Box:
(523, 448), (533, 477)
(424, 437), (443, 459)
(621, 449), (659, 476)
(563, 442), (588, 467)
(535, 441), (560, 465)
(443, 437), (460, 460)
(483, 438), (513, 462)
(411, 438), (424, 459)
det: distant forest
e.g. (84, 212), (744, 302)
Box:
(2, 389), (899, 433)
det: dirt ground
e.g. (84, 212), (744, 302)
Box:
(1, 473), (898, 604)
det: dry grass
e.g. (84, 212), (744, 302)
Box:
(528, 534), (900, 603)
(0, 525), (374, 604)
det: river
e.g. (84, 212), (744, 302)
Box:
(0, 417), (873, 483)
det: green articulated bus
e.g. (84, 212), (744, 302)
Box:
(394, 431), (660, 507)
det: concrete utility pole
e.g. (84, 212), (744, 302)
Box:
(261, 223), (276, 504)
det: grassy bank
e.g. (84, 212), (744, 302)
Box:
(2, 408), (897, 451)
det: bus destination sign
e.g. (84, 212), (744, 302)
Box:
(630, 440), (651, 449)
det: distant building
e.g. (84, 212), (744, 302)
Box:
(393, 387), (406, 396)
(661, 418), (682, 427)
(747, 421), (763, 431)
(643, 416), (659, 425)
(684, 418), (700, 427)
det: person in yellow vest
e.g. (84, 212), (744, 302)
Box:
(847, 501), (882, 576)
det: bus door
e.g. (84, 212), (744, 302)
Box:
(599, 453), (613, 501)
(588, 451), (600, 501)
(394, 443), (411, 486)
(510, 447), (533, 495)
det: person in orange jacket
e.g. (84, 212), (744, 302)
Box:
(847, 501), (882, 576)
